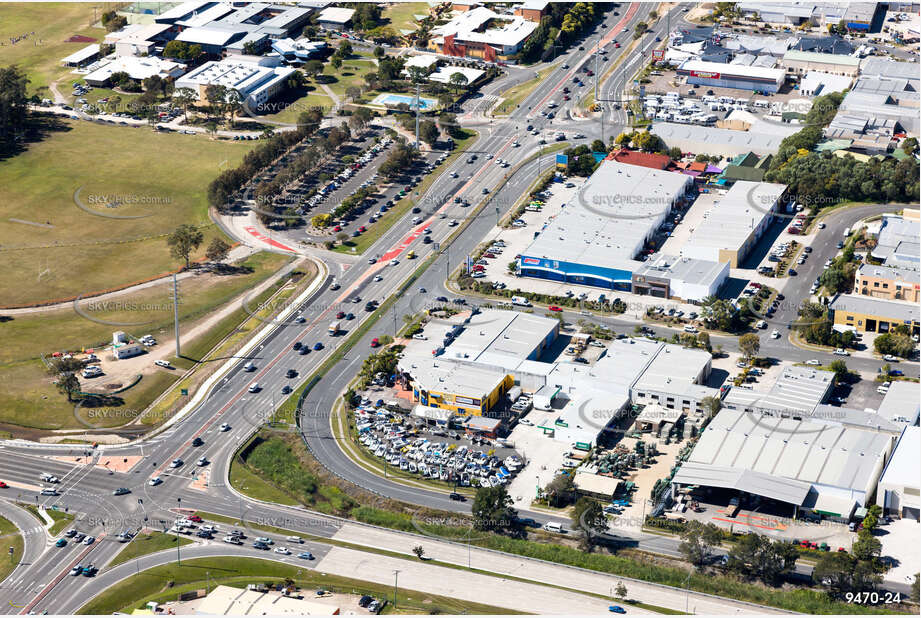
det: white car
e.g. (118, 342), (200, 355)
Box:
(197, 457), (208, 466)
(273, 546), (290, 555)
(149, 476), (162, 486)
(373, 274), (383, 282)
(770, 330), (781, 339)
(390, 259), (399, 266)
(412, 333), (427, 340)
(805, 359), (821, 366)
(817, 222), (826, 229)
(169, 459), (183, 468)
(219, 422), (230, 432)
(833, 348), (850, 356)
(882, 354), (898, 362)
(154, 360), (172, 368)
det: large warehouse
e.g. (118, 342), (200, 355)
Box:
(673, 408), (896, 521)
(680, 181), (787, 268)
(519, 160), (696, 292)
(676, 59), (786, 93)
(876, 426), (920, 521)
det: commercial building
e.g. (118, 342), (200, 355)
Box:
(514, 0), (549, 23)
(429, 6), (538, 61)
(854, 263), (920, 302)
(876, 426), (920, 520)
(407, 361), (513, 416)
(632, 254), (730, 302)
(174, 56), (295, 109)
(721, 366), (836, 417)
(271, 37), (328, 63)
(680, 181), (787, 268)
(519, 160), (695, 291)
(673, 407), (896, 519)
(781, 49), (861, 76)
(737, 2), (881, 31)
(630, 344), (714, 413)
(441, 310), (560, 365)
(83, 56), (188, 87)
(676, 59), (786, 93)
(870, 212), (920, 268)
(828, 65), (920, 149)
(113, 23), (176, 57)
(799, 71), (854, 97)
(195, 584), (340, 615)
(316, 7), (355, 30)
(829, 294), (920, 336)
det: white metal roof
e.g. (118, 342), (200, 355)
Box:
(679, 59), (786, 81)
(878, 426), (920, 490)
(317, 6), (355, 24)
(61, 44), (100, 65)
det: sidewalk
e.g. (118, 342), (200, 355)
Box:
(331, 523), (787, 614)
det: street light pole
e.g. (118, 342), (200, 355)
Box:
(393, 570), (400, 609)
(176, 497), (182, 566)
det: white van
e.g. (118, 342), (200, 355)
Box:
(412, 216), (422, 224)
(683, 325), (698, 333)
(718, 95), (735, 104)
(753, 99), (769, 109)
(248, 383), (260, 393)
(243, 361), (256, 372)
(543, 521), (563, 533)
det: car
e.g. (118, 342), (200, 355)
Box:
(274, 546), (291, 555)
(883, 354), (899, 362)
(197, 457), (208, 467)
(255, 537), (274, 545)
(149, 476), (163, 486)
(548, 305), (563, 312)
(345, 313), (355, 320)
(220, 423), (230, 432)
(329, 281), (340, 291)
(56, 538), (67, 547)
(788, 269), (797, 276)
(805, 359), (821, 366)
(771, 330), (781, 339)
(191, 437), (204, 447)
(170, 458), (183, 468)
(449, 492), (466, 502)
(293, 341), (302, 351)
(286, 369), (297, 378)
(313, 342), (323, 351)
(281, 385), (292, 395)
(609, 606), (626, 614)
(253, 541), (270, 550)
(154, 359), (172, 369)
(223, 536), (243, 545)
(412, 333), (427, 340)
(0, 481), (9, 489)
(833, 348), (850, 356)
(370, 338), (380, 348)
(817, 222), (826, 229)
(70, 565), (82, 576)
(418, 287), (427, 294)
(298, 551), (315, 560)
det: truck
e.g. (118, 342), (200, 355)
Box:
(511, 296), (532, 307)
(328, 321), (341, 336)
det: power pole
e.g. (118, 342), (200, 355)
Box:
(393, 570), (400, 609)
(172, 273), (180, 357)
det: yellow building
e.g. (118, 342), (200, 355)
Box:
(830, 294), (920, 336)
(855, 264), (920, 303)
(411, 363), (513, 416)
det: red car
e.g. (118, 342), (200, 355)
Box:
(563, 95), (571, 101)
(472, 265), (485, 272)
(0, 481), (8, 488)
(336, 311), (345, 319)
(548, 305), (563, 312)
(614, 42), (621, 48)
(370, 338), (380, 348)
(787, 226), (801, 234)
(358, 226), (366, 233)
(189, 515), (203, 523)
(483, 253), (496, 258)
(333, 225), (342, 232)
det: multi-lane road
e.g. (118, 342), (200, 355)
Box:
(0, 3), (915, 612)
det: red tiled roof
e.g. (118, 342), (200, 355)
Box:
(689, 161), (708, 172)
(606, 148), (673, 170)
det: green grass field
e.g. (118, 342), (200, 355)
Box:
(0, 120), (253, 306)
(321, 58), (377, 99)
(108, 531), (192, 568)
(494, 66), (555, 116)
(382, 2), (428, 33)
(0, 252), (291, 431)
(78, 556), (520, 615)
(0, 3), (106, 97)
(0, 515), (25, 585)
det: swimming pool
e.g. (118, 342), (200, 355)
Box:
(372, 93), (438, 110)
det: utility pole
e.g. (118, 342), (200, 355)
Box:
(172, 273), (180, 357)
(393, 570), (400, 609)
(176, 497), (182, 566)
(414, 84), (421, 150)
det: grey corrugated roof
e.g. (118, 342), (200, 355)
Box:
(672, 461), (813, 505)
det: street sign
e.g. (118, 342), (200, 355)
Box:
(180, 388), (189, 396)
(555, 153), (568, 167)
(652, 49), (665, 60)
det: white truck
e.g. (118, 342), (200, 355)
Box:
(328, 321), (341, 336)
(511, 296), (532, 307)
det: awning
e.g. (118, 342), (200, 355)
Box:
(672, 462), (812, 506)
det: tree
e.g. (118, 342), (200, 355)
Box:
(738, 333), (760, 359)
(205, 237), (231, 263)
(667, 146), (683, 160)
(345, 86), (362, 101)
(303, 60), (324, 80)
(701, 395), (721, 419)
(338, 40), (353, 57)
(166, 224), (204, 269)
(851, 533), (882, 562)
(101, 10), (127, 32)
(828, 359), (850, 382)
(874, 332), (916, 358)
(471, 486), (517, 533)
(591, 139), (606, 153)
(814, 551), (881, 597)
(55, 373), (81, 403)
(902, 137), (918, 155)
(615, 581), (627, 600)
(407, 65), (428, 84)
(448, 71), (469, 93)
(571, 497), (606, 550)
(412, 545), (425, 559)
(678, 521), (723, 567)
(728, 534), (798, 585)
(173, 87), (197, 122)
(204, 84), (227, 118)
(225, 89), (243, 126)
(374, 45), (385, 59)
(419, 119), (439, 146)
(330, 55), (343, 70)
(543, 473), (576, 507)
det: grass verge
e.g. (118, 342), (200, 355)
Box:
(108, 531), (192, 569)
(0, 514), (25, 584)
(494, 66), (556, 116)
(78, 556), (521, 615)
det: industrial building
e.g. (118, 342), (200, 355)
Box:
(271, 37), (328, 63)
(876, 426), (920, 521)
(870, 212), (920, 268)
(721, 365), (835, 417)
(854, 263), (920, 302)
(680, 181), (787, 268)
(782, 49), (861, 76)
(174, 56), (295, 109)
(736, 2), (881, 31)
(649, 122), (790, 157)
(61, 44), (102, 68)
(673, 407), (896, 520)
(877, 382), (921, 426)
(316, 7), (355, 30)
(829, 293), (920, 336)
(428, 6), (538, 61)
(407, 362), (513, 416)
(798, 71), (854, 97)
(632, 254), (730, 301)
(518, 160), (696, 292)
(676, 59), (786, 93)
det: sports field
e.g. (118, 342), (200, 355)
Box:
(0, 120), (253, 306)
(0, 3), (106, 97)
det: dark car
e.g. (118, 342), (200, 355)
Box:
(313, 342), (323, 351)
(196, 530), (212, 539)
(281, 385), (292, 395)
(449, 492), (466, 502)
(412, 207), (421, 214)
(345, 312), (355, 320)
(286, 369), (297, 378)
(436, 296), (448, 302)
(191, 437), (204, 447)
(293, 341), (302, 351)
(253, 541), (269, 550)
(298, 347), (309, 355)
(113, 487), (130, 496)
